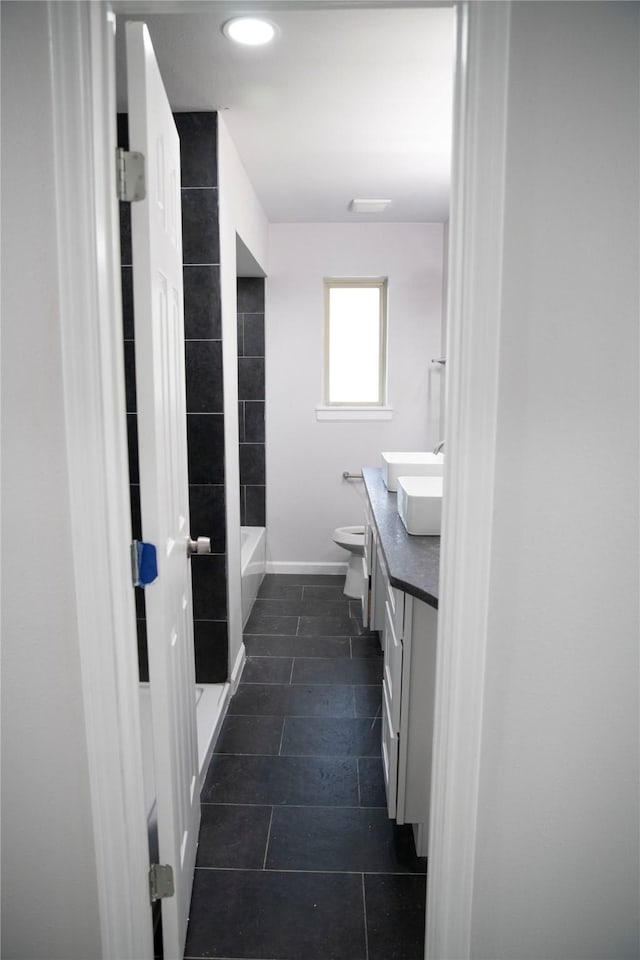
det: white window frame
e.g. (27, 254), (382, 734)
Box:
(316, 277), (393, 421)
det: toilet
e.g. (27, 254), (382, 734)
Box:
(332, 525), (366, 598)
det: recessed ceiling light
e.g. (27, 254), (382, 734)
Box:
(222, 17), (277, 46)
(349, 199), (392, 214)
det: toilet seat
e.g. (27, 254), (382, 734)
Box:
(332, 525), (365, 549)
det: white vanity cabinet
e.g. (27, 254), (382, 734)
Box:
(364, 505), (386, 639)
(377, 550), (438, 857)
(361, 511), (373, 628)
(362, 467), (440, 857)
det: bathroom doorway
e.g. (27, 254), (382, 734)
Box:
(111, 4), (458, 958)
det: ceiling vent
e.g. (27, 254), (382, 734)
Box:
(349, 199), (392, 214)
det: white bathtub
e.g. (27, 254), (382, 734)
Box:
(241, 525), (266, 627)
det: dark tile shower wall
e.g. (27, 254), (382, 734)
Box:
(177, 112), (228, 683)
(237, 278), (266, 526)
(120, 111), (229, 684)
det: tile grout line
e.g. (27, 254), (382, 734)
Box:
(226, 712), (380, 720)
(236, 678), (379, 684)
(212, 752), (380, 760)
(200, 802), (388, 811)
(240, 653), (354, 660)
(356, 757), (362, 807)
(262, 806), (274, 870)
(214, 752), (381, 760)
(240, 656), (377, 662)
(362, 873), (370, 960)
(194, 865), (415, 876)
(289, 658), (295, 685)
(277, 717), (286, 757)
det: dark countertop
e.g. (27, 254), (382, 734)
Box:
(362, 467), (440, 609)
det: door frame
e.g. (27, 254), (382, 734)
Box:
(51, 1), (512, 957)
(49, 3), (153, 957)
(426, 3), (511, 957)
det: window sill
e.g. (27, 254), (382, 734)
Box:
(315, 405), (393, 422)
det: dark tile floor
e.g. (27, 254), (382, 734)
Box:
(184, 575), (427, 960)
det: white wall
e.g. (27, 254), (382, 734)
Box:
(266, 222), (444, 565)
(470, 3), (639, 957)
(0, 3), (103, 956)
(217, 114), (268, 676)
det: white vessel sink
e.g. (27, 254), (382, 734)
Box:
(397, 476), (443, 535)
(381, 451), (444, 491)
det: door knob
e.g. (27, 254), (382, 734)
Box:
(187, 536), (211, 556)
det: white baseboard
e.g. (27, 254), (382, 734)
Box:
(265, 561), (348, 576)
(229, 642), (246, 694)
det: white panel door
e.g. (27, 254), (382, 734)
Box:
(126, 22), (200, 960)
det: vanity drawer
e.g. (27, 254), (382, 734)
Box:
(383, 600), (403, 733)
(363, 517), (373, 572)
(378, 549), (404, 636)
(370, 535), (386, 638)
(381, 684), (398, 819)
(364, 504), (376, 572)
(387, 582), (404, 637)
(360, 557), (369, 626)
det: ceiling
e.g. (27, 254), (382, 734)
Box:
(113, 2), (457, 224)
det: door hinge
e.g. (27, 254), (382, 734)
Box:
(149, 863), (174, 902)
(116, 147), (146, 202)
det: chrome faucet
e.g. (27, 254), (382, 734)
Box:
(433, 440), (445, 455)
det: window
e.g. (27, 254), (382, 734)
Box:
(321, 278), (389, 417)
